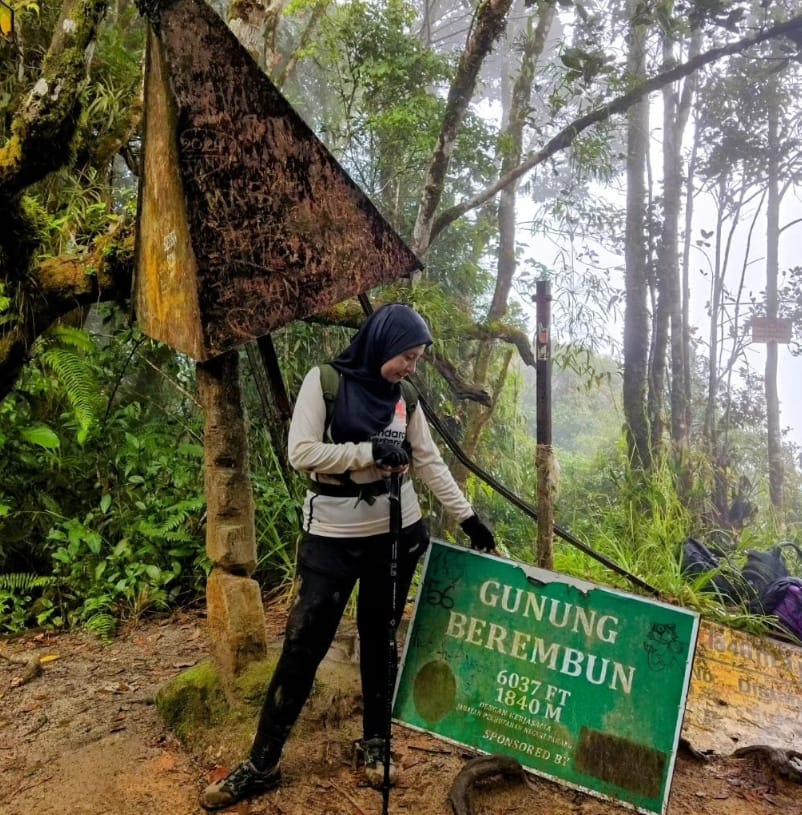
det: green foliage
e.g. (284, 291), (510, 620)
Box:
(0, 573), (60, 632)
(36, 325), (104, 442)
(47, 501), (202, 634)
(284, 0), (497, 257)
(549, 448), (697, 601)
(35, 167), (133, 257)
(0, 313), (210, 634)
(540, 439), (802, 638)
(4, 0), (144, 265)
(0, 309), (310, 635)
(559, 46), (614, 86)
(248, 431), (304, 589)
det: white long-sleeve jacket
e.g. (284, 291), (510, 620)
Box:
(288, 366), (474, 537)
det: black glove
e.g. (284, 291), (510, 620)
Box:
(372, 438), (410, 468)
(461, 513), (495, 552)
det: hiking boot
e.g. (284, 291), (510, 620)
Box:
(199, 760), (281, 811)
(360, 737), (397, 789)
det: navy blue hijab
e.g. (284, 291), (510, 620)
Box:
(328, 304), (433, 443)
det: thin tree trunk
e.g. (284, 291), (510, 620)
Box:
(705, 178), (729, 519)
(452, 4), (553, 491)
(663, 31), (700, 466)
(490, 6), (554, 321)
(680, 130), (697, 472)
(411, 0), (514, 258)
(649, 37), (673, 459)
(703, 177), (725, 452)
(273, 0), (328, 88)
(765, 78), (784, 516)
(623, 2), (651, 470)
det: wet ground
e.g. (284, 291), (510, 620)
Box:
(1, 607), (800, 815)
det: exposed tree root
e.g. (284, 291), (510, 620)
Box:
(449, 754), (528, 815)
(733, 745), (802, 784)
(0, 646), (42, 687)
(679, 737), (713, 762)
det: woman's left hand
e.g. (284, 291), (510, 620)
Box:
(372, 438), (410, 469)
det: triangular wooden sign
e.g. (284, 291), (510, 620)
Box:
(135, 0), (422, 360)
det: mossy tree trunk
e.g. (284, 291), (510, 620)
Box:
(0, 0), (113, 400)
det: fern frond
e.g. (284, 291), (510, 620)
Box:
(137, 498), (205, 538)
(0, 573), (59, 592)
(48, 325), (96, 353)
(38, 346), (102, 430)
(84, 612), (118, 639)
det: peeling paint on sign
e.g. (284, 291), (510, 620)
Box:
(682, 621), (802, 755)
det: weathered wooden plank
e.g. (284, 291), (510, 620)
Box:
(136, 30), (205, 359)
(135, 0), (421, 360)
(682, 620), (802, 754)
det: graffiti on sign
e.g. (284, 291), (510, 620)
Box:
(135, 0), (421, 360)
(395, 541), (698, 815)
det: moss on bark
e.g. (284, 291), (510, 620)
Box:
(0, 221), (134, 399)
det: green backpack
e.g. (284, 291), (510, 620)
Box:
(310, 364), (419, 501)
(317, 363), (418, 438)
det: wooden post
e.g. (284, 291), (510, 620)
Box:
(197, 351), (267, 681)
(535, 280), (555, 569)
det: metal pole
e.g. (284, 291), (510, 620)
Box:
(382, 472), (402, 814)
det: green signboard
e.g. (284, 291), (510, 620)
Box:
(394, 541), (699, 815)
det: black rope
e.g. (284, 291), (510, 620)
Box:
(417, 389), (659, 596)
(356, 294), (660, 597)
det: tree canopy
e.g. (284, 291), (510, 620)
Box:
(2, 0), (802, 633)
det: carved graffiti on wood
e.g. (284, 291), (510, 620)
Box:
(135, 0), (421, 360)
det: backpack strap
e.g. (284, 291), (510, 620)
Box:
(400, 378), (419, 420)
(305, 476), (392, 506)
(318, 363), (342, 439)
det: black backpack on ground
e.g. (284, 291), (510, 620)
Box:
(741, 545), (792, 600)
(681, 537), (745, 604)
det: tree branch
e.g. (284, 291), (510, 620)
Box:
(412, 0), (514, 255)
(468, 322), (536, 367)
(0, 222), (134, 401)
(304, 302), (537, 406)
(427, 14), (802, 250)
(430, 356), (492, 406)
(0, 0), (109, 197)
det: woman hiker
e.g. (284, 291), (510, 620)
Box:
(200, 302), (496, 811)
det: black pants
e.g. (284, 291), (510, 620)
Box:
(250, 519), (430, 768)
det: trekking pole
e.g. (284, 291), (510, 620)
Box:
(382, 470), (402, 815)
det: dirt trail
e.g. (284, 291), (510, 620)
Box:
(1, 608), (799, 815)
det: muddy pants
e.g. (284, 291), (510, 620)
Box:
(249, 519), (430, 769)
